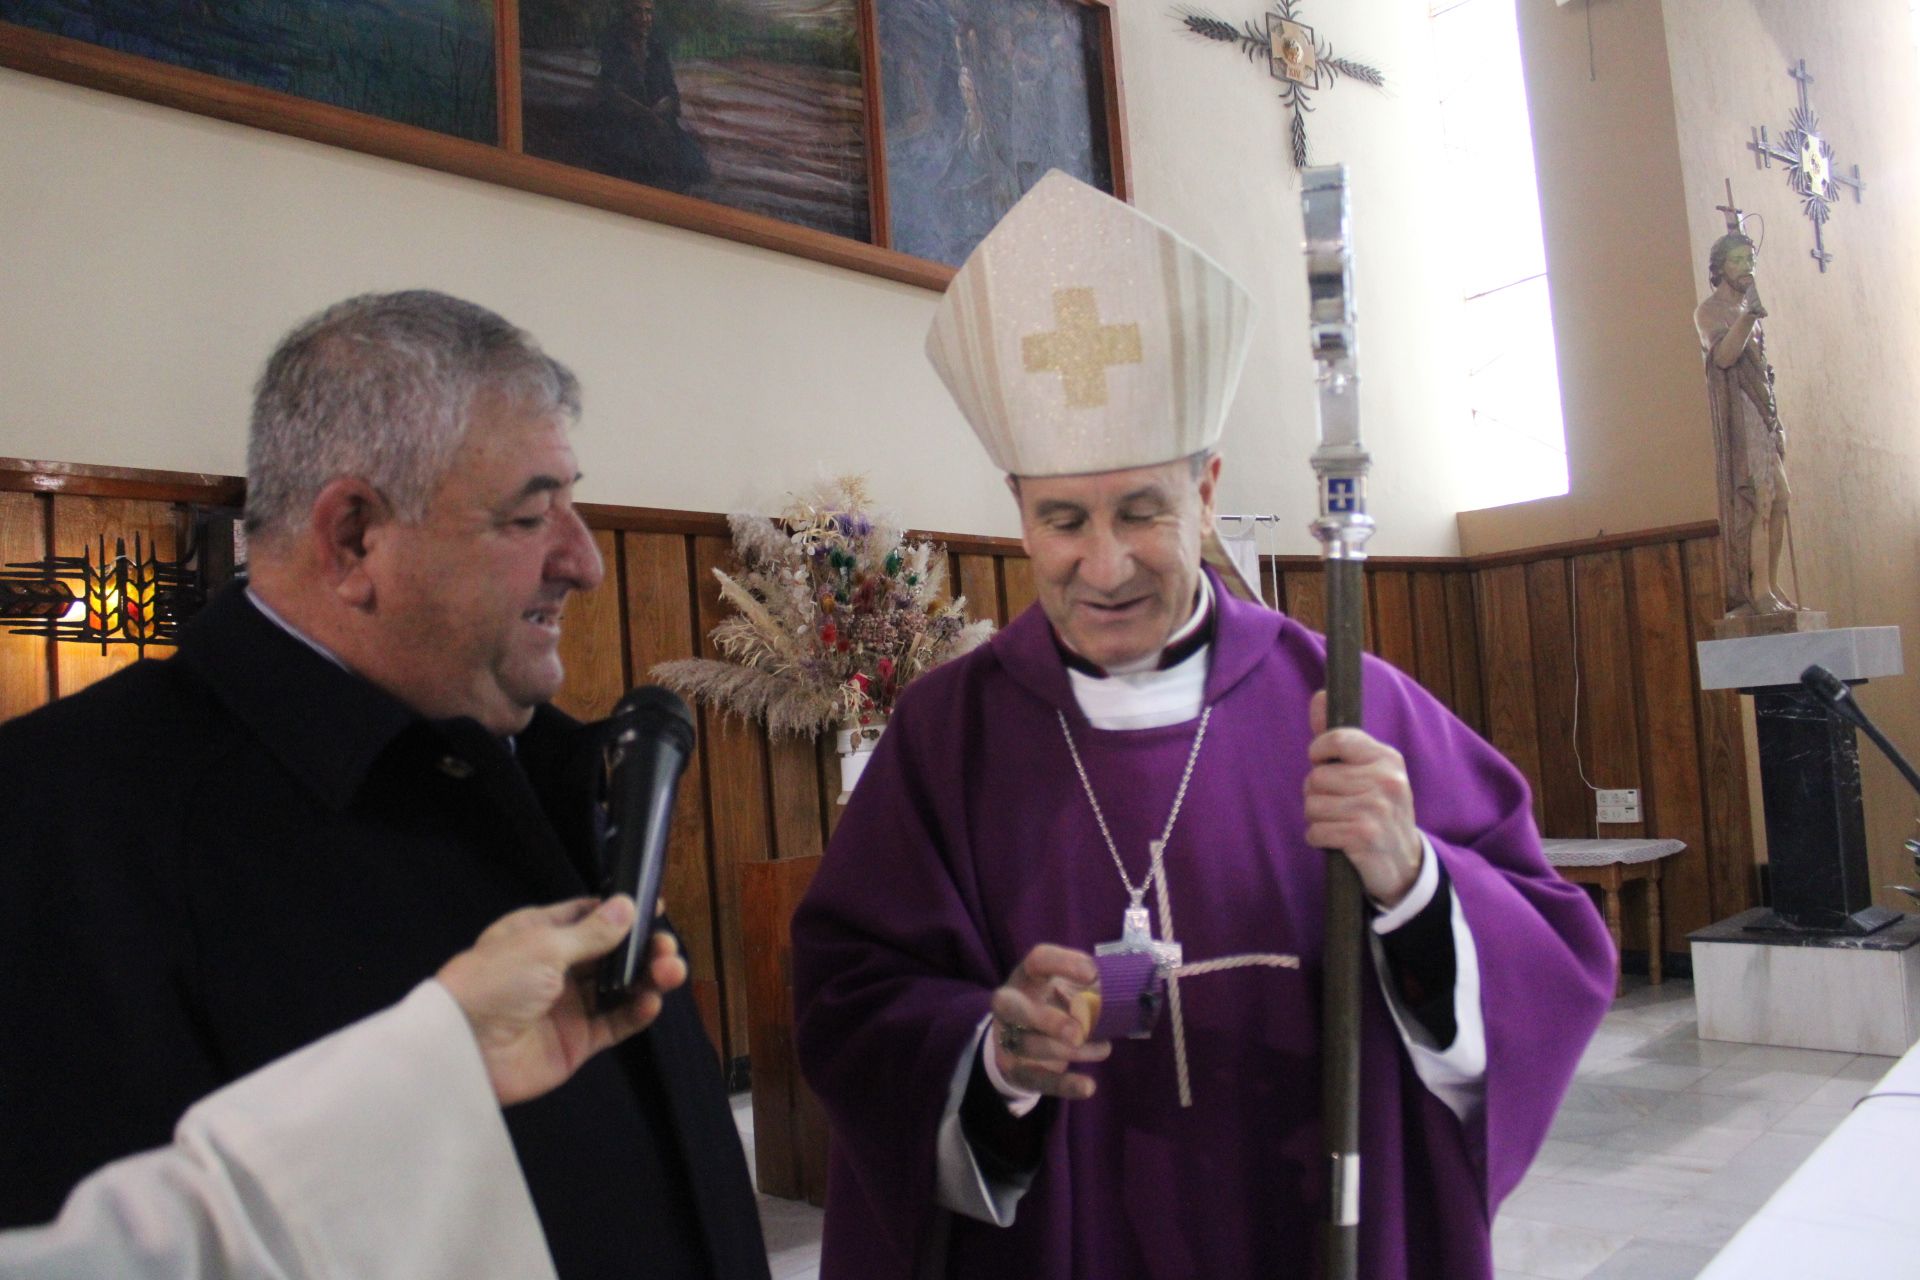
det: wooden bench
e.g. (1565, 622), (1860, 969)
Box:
(1541, 837), (1686, 995)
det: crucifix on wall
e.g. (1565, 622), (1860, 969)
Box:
(1177, 1), (1385, 171)
(1746, 59), (1864, 273)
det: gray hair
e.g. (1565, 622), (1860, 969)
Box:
(245, 290), (581, 541)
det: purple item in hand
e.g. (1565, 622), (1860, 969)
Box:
(1091, 949), (1166, 1041)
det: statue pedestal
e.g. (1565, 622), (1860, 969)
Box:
(1692, 627), (1914, 1053)
(1690, 910), (1920, 1055)
(1712, 608), (1827, 640)
(1698, 626), (1903, 933)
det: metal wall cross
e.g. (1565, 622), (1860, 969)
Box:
(1178, 2), (1385, 172)
(1746, 59), (1864, 273)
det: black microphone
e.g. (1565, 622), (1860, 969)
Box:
(595, 685), (696, 1009)
(1800, 664), (1920, 799)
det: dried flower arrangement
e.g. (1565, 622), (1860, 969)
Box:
(651, 477), (992, 737)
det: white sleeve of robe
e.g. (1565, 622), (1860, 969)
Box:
(1368, 833), (1488, 1125)
(937, 834), (1487, 1219)
(933, 1020), (1031, 1225)
(0, 980), (559, 1280)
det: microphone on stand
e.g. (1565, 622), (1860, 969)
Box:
(594, 685), (696, 1010)
(1800, 665), (1920, 800)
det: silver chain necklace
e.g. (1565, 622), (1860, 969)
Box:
(1055, 705), (1212, 950)
(1057, 702), (1302, 1110)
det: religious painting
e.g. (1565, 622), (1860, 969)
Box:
(519, 0), (871, 241)
(875, 0), (1113, 266)
(0, 0), (497, 142)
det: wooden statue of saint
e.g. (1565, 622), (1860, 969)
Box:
(1693, 232), (1824, 636)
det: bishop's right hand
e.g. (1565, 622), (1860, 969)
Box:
(989, 944), (1111, 1101)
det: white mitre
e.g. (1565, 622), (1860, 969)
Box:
(925, 170), (1254, 477)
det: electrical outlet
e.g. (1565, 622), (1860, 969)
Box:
(1596, 788), (1641, 825)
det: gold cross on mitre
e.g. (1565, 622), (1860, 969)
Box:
(1021, 287), (1143, 408)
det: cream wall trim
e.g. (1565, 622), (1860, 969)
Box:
(1460, 0), (1714, 558)
(0, 0), (1495, 558)
(0, 69), (1014, 536)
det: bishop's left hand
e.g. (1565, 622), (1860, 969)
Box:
(1305, 690), (1424, 908)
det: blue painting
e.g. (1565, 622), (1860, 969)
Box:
(0, 0), (498, 142)
(876, 0), (1111, 266)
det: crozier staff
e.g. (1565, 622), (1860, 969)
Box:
(791, 171), (1615, 1279)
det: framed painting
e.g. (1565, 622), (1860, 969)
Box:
(0, 0), (1128, 285)
(519, 0), (872, 241)
(874, 0), (1121, 266)
(0, 0), (497, 142)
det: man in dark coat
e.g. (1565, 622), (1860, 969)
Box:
(0, 291), (769, 1280)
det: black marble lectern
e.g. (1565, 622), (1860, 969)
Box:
(1748, 680), (1902, 935)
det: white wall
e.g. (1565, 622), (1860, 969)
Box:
(0, 0), (1478, 553)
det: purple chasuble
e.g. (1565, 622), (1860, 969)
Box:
(792, 569), (1614, 1279)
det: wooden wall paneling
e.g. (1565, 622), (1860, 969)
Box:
(620, 531), (724, 1052)
(1282, 566), (1327, 633)
(50, 497), (181, 700)
(1570, 552), (1644, 841)
(954, 554), (1005, 627)
(739, 855), (828, 1204)
(1523, 558), (1588, 837)
(692, 535), (773, 1066)
(1473, 565), (1545, 828)
(551, 529), (626, 722)
(1408, 571), (1455, 709)
(768, 731), (827, 860)
(0, 458), (244, 506)
(1000, 555), (1037, 622)
(1626, 542), (1712, 956)
(1368, 569), (1417, 674)
(0, 492), (51, 724)
(1682, 537), (1758, 921)
(1443, 572), (1485, 735)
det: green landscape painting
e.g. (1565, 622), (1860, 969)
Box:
(0, 0), (498, 143)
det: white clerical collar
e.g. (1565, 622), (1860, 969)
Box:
(1098, 574), (1213, 677)
(1065, 575), (1213, 730)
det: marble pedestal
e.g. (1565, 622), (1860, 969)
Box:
(1697, 626), (1904, 933)
(1691, 909), (1920, 1055)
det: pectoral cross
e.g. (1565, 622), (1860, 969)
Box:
(1096, 892), (1181, 973)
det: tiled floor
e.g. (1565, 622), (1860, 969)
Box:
(1493, 979), (1892, 1279)
(730, 978), (1895, 1280)
(729, 1097), (824, 1280)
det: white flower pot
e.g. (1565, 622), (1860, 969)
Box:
(835, 720), (886, 804)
